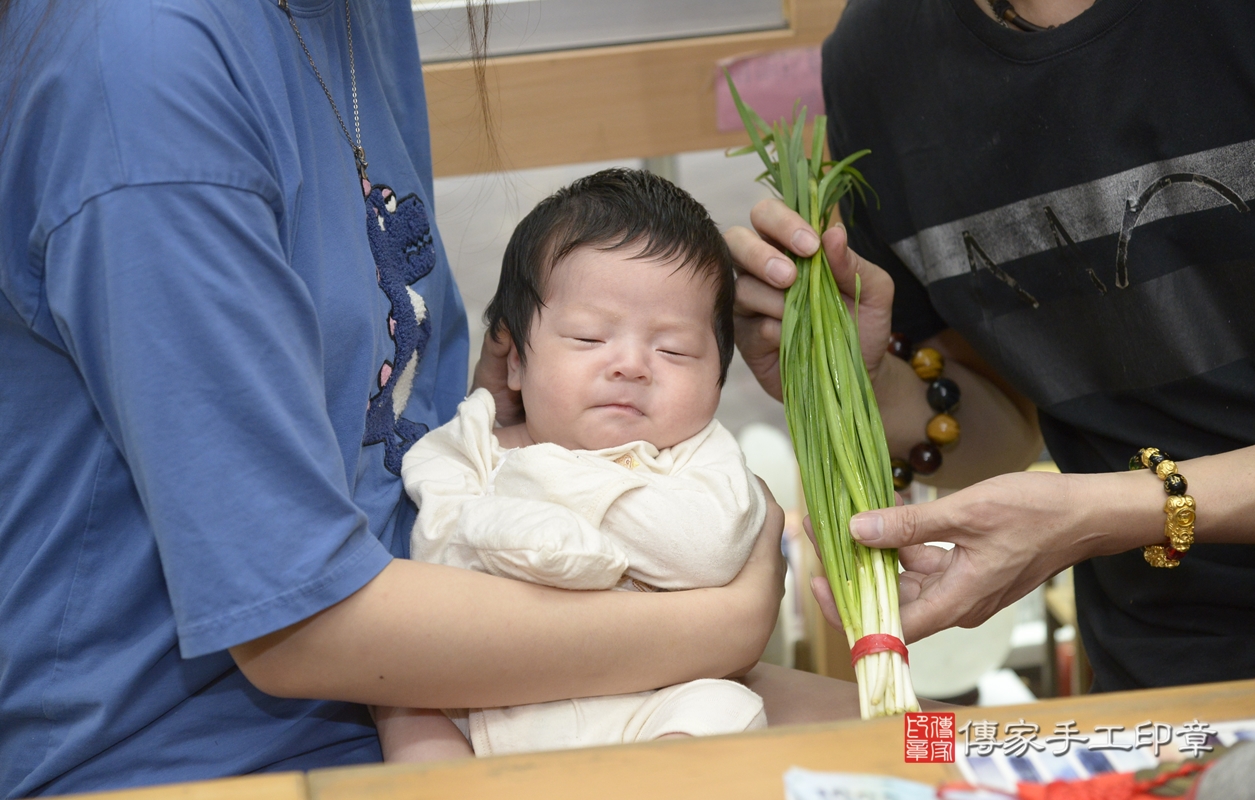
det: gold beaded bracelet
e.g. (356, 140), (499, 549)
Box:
(1128, 447), (1196, 569)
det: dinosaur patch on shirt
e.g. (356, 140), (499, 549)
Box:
(361, 178), (435, 475)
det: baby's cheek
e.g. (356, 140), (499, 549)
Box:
(672, 377), (722, 432)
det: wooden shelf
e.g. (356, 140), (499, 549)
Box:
(421, 0), (844, 176)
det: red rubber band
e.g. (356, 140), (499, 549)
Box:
(849, 633), (909, 667)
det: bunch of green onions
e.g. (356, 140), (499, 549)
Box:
(727, 75), (919, 718)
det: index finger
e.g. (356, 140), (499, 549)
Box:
(750, 197), (822, 258)
(725, 225), (797, 290)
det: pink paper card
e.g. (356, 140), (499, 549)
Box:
(714, 46), (824, 133)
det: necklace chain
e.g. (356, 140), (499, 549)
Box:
(986, 0), (1012, 27)
(986, 0), (1050, 32)
(279, 0), (369, 182)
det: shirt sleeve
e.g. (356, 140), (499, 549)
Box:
(42, 182), (393, 658)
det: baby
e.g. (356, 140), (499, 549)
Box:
(384, 168), (768, 760)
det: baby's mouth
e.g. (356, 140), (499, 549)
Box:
(597, 403), (645, 416)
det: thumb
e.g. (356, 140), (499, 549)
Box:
(848, 504), (933, 549)
(481, 326), (511, 359)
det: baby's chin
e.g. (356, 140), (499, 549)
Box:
(555, 420), (704, 452)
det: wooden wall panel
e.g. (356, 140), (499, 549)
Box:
(421, 0), (844, 176)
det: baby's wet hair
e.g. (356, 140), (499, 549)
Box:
(484, 167), (736, 384)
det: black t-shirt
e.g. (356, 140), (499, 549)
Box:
(823, 0), (1255, 692)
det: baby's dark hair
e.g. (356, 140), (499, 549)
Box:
(484, 167), (737, 384)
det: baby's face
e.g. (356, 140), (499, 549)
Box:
(507, 246), (723, 452)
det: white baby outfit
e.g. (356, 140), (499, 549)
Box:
(401, 388), (768, 756)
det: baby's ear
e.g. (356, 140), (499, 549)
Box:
(506, 340), (524, 392)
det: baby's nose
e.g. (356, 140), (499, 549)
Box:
(609, 345), (651, 382)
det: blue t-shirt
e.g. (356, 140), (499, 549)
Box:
(0, 0), (468, 795)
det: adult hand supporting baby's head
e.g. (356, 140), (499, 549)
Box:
(471, 328), (524, 427)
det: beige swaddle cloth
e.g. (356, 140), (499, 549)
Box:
(401, 388), (767, 755)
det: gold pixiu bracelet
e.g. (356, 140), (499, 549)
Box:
(1128, 447), (1196, 569)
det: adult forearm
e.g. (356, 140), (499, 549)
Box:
(850, 444), (1255, 641)
(231, 558), (769, 709)
(875, 339), (1042, 489)
(1077, 444), (1255, 558)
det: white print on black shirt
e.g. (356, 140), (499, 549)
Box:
(890, 139), (1255, 298)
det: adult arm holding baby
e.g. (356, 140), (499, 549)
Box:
(231, 460), (784, 714)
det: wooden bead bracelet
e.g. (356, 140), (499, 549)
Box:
(1128, 447), (1196, 568)
(886, 332), (961, 491)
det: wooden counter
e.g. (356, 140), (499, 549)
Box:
(63, 679), (1255, 800)
(63, 773), (308, 800)
(307, 679), (1255, 800)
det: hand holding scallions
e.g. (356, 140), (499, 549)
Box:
(729, 203), (896, 406)
(725, 77), (917, 718)
(724, 196), (1206, 650)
